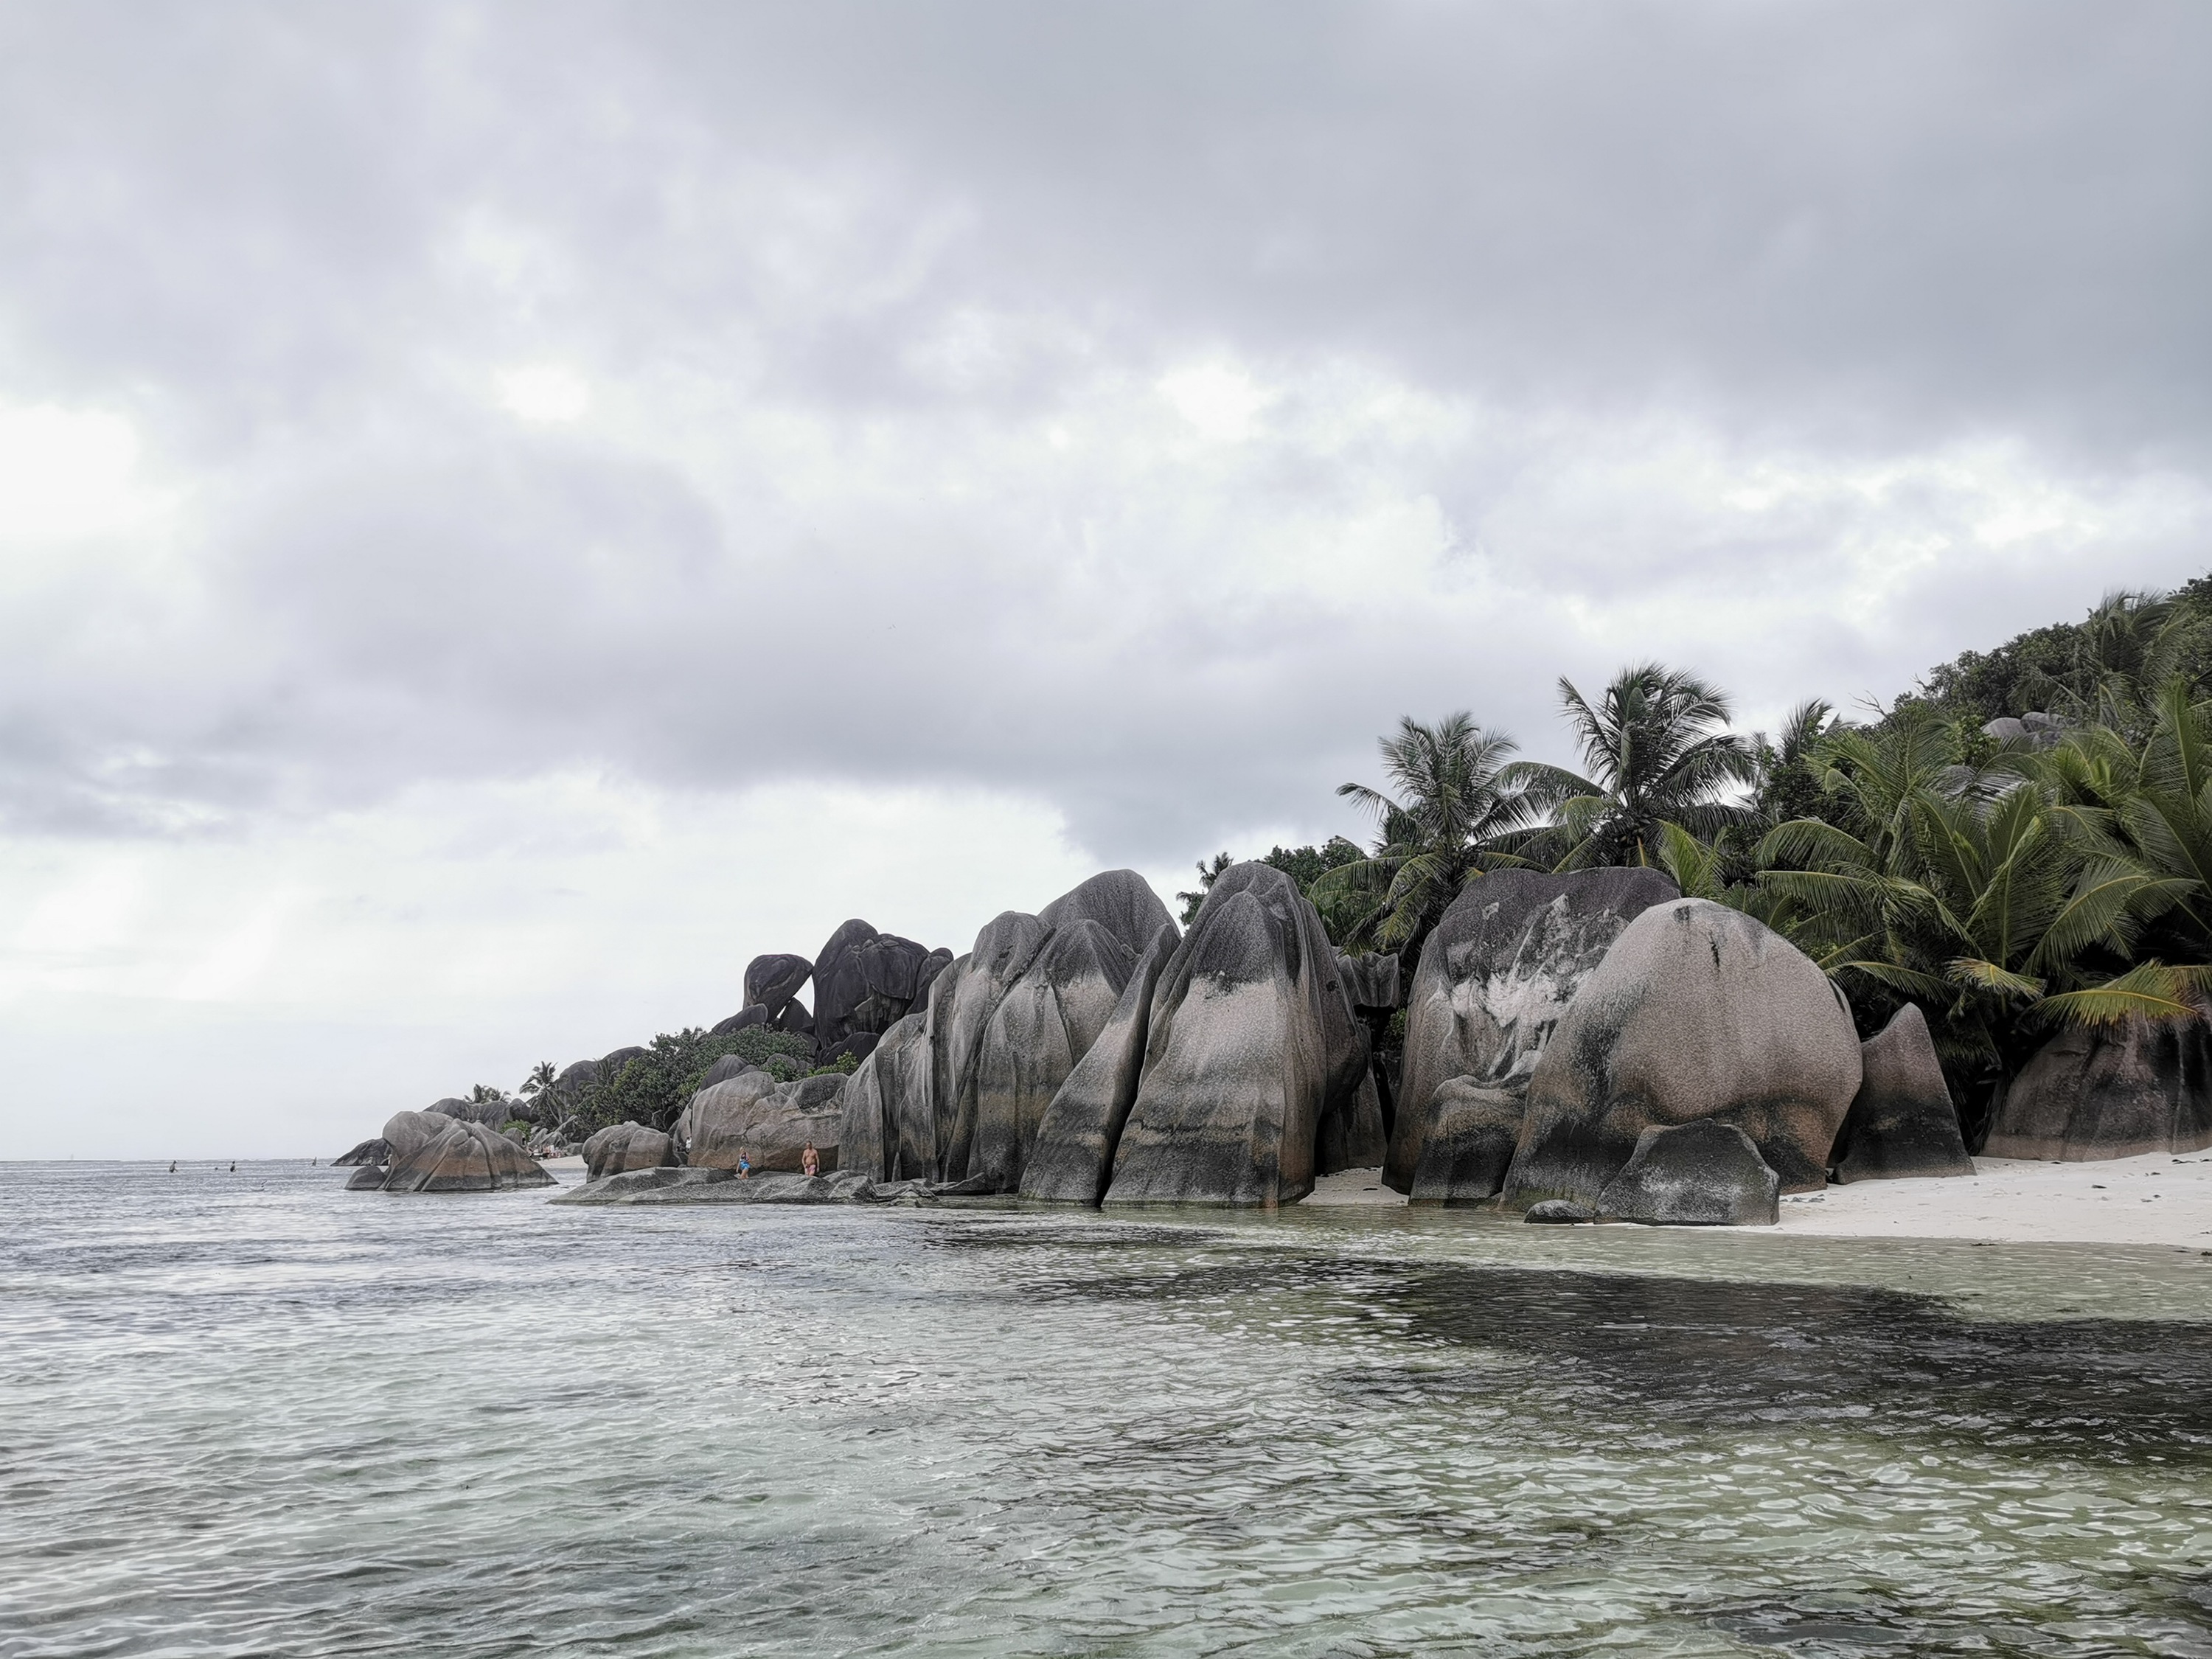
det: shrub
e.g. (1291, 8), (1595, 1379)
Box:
(572, 1026), (817, 1133)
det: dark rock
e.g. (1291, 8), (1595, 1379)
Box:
(743, 953), (814, 1020)
(811, 920), (946, 1054)
(553, 1059), (602, 1094)
(553, 1167), (876, 1206)
(1391, 869), (1679, 1193)
(710, 1006), (771, 1037)
(774, 998), (815, 1035)
(1983, 1016), (2212, 1160)
(1037, 869), (1180, 959)
(818, 1031), (879, 1068)
(1336, 951), (1402, 1012)
(581, 1121), (678, 1180)
(1524, 1199), (1594, 1224)
(333, 1137), (390, 1167)
(1105, 863), (1366, 1208)
(1020, 922), (1181, 1203)
(1502, 900), (1863, 1208)
(928, 911), (1054, 1177)
(1315, 1060), (1389, 1176)
(380, 1118), (554, 1192)
(1596, 1121), (1781, 1226)
(344, 1164), (389, 1191)
(1832, 1004), (1975, 1182)
(599, 1045), (649, 1079)
(1408, 1080), (1523, 1206)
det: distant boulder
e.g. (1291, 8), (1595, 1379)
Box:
(1105, 863), (1366, 1208)
(1983, 1016), (2212, 1160)
(1408, 1080), (1523, 1206)
(1391, 869), (1678, 1194)
(554, 1059), (602, 1095)
(1335, 951), (1402, 1012)
(710, 1006), (771, 1037)
(811, 920), (949, 1055)
(698, 1054), (771, 1090)
(344, 1164), (389, 1191)
(1501, 899), (1862, 1208)
(676, 1071), (844, 1174)
(378, 1117), (554, 1192)
(1832, 1005), (1975, 1182)
(775, 999), (815, 1036)
(599, 1046), (649, 1079)
(332, 1137), (390, 1167)
(744, 953), (814, 1020)
(582, 1122), (679, 1181)
(1596, 1121), (1781, 1226)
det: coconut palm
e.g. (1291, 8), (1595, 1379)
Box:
(519, 1060), (559, 1099)
(1508, 663), (1759, 870)
(1315, 712), (1539, 961)
(2034, 589), (2208, 733)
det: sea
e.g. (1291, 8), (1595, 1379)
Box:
(4, 1160), (2211, 1658)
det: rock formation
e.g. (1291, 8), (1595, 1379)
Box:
(553, 1167), (878, 1206)
(676, 1070), (845, 1173)
(1019, 923), (1180, 1203)
(581, 1121), (678, 1180)
(1104, 863), (1366, 1208)
(372, 1110), (554, 1193)
(744, 953), (814, 1021)
(1390, 869), (1679, 1194)
(332, 1137), (389, 1167)
(810, 919), (952, 1057)
(1983, 1015), (2212, 1160)
(1831, 1004), (1975, 1181)
(1596, 1121), (1781, 1226)
(1501, 898), (1863, 1207)
(1407, 1080), (1523, 1206)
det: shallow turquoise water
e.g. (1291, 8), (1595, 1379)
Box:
(4, 1161), (2211, 1658)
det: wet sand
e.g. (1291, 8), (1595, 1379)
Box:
(1304, 1153), (2212, 1248)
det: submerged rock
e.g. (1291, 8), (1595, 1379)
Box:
(1408, 1079), (1523, 1206)
(581, 1121), (678, 1181)
(1596, 1121), (1781, 1226)
(1105, 863), (1366, 1208)
(1523, 1199), (1594, 1224)
(1391, 869), (1679, 1194)
(1502, 899), (1862, 1208)
(1983, 1016), (2212, 1160)
(1832, 1004), (1974, 1182)
(344, 1164), (389, 1191)
(554, 1167), (876, 1206)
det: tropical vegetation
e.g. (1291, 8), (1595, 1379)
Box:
(1195, 583), (2212, 1141)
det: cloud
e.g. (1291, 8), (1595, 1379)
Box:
(0, 2), (2205, 1147)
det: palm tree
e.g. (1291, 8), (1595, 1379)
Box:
(1507, 663), (1759, 870)
(2030, 589), (2207, 734)
(1315, 712), (1539, 962)
(1756, 703), (2197, 1141)
(1177, 852), (1234, 927)
(519, 1060), (559, 1099)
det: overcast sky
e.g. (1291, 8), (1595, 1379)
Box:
(3, 1), (2208, 1157)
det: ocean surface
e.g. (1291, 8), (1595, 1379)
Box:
(5, 1162), (2212, 1658)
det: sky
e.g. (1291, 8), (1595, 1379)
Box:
(1, 1), (2208, 1158)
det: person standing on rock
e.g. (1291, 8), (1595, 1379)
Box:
(737, 1149), (752, 1179)
(802, 1141), (820, 1178)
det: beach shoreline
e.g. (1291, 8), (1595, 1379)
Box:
(1301, 1152), (2212, 1249)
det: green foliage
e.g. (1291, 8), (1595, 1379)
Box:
(1917, 585), (2212, 738)
(1321, 712), (1539, 961)
(1177, 851), (1234, 926)
(571, 1025), (815, 1133)
(809, 1051), (860, 1077)
(518, 1060), (557, 1099)
(1260, 838), (1363, 891)
(1507, 663), (1758, 869)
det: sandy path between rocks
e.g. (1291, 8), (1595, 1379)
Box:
(1301, 1155), (2212, 1248)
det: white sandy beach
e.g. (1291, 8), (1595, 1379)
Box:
(1303, 1155), (2212, 1249)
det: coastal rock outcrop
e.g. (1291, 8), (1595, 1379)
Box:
(1983, 1016), (2212, 1160)
(1104, 863), (1366, 1208)
(344, 1164), (389, 1190)
(1408, 1079), (1523, 1206)
(838, 1011), (936, 1183)
(1596, 1121), (1781, 1226)
(1019, 923), (1181, 1203)
(582, 1121), (678, 1180)
(377, 1112), (554, 1192)
(1831, 1004), (1975, 1182)
(332, 1137), (390, 1167)
(1500, 899), (1863, 1207)
(552, 1167), (878, 1206)
(677, 1071), (845, 1173)
(1389, 869), (1679, 1193)
(810, 920), (952, 1057)
(744, 953), (813, 1021)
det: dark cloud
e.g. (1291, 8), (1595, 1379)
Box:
(0, 0), (2205, 862)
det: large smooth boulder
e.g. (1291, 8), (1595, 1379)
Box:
(380, 1119), (554, 1192)
(1500, 899), (1863, 1207)
(698, 1054), (769, 1090)
(599, 1045), (648, 1079)
(582, 1121), (678, 1180)
(1408, 1080), (1523, 1206)
(553, 1058), (602, 1096)
(1020, 923), (1180, 1203)
(711, 1006), (771, 1037)
(840, 1010), (932, 1183)
(344, 1164), (389, 1191)
(1104, 863), (1366, 1208)
(811, 920), (950, 1055)
(1390, 869), (1679, 1193)
(382, 1110), (456, 1165)
(677, 1071), (844, 1173)
(1596, 1121), (1780, 1226)
(1832, 1004), (1975, 1181)
(1983, 1016), (2212, 1160)
(1336, 952), (1402, 1012)
(333, 1137), (390, 1167)
(744, 953), (813, 1020)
